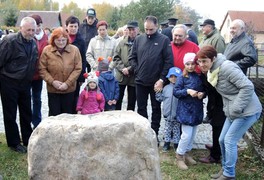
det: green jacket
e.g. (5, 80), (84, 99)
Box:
(199, 29), (226, 53)
(113, 37), (135, 86)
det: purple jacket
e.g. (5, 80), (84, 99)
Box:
(76, 88), (105, 114)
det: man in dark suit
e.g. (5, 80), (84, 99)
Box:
(161, 17), (178, 41)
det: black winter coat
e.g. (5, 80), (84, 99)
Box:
(0, 32), (38, 82)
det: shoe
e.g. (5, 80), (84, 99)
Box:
(205, 144), (213, 150)
(162, 142), (170, 152)
(211, 169), (223, 179)
(173, 143), (178, 152)
(10, 144), (27, 153)
(176, 153), (188, 170)
(199, 155), (220, 164)
(213, 174), (235, 180)
(185, 153), (197, 165)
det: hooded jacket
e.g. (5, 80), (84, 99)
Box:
(98, 71), (119, 101)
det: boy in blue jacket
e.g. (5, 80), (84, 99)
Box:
(98, 57), (119, 111)
(156, 67), (182, 152)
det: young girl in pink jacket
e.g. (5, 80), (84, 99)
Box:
(76, 72), (105, 114)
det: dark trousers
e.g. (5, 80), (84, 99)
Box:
(210, 125), (223, 160)
(116, 84), (136, 111)
(31, 79), (43, 128)
(48, 92), (75, 116)
(72, 82), (81, 114)
(0, 76), (33, 147)
(136, 84), (161, 135)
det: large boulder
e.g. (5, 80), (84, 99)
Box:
(28, 111), (161, 180)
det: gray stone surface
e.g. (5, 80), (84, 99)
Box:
(28, 112), (161, 180)
(0, 83), (246, 149)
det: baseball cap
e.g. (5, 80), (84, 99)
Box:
(166, 67), (182, 78)
(87, 8), (96, 17)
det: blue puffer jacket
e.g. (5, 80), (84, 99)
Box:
(173, 72), (204, 126)
(98, 71), (119, 101)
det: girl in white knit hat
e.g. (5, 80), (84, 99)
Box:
(76, 72), (105, 114)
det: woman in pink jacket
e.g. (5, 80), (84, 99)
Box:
(76, 72), (105, 114)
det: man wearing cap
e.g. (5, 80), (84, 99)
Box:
(28, 14), (49, 129)
(184, 23), (198, 45)
(159, 21), (168, 33)
(161, 17), (178, 41)
(0, 17), (38, 153)
(199, 19), (225, 53)
(113, 20), (139, 111)
(79, 8), (98, 72)
(129, 16), (173, 142)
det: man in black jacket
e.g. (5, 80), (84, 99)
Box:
(129, 16), (173, 141)
(79, 8), (98, 72)
(0, 17), (38, 153)
(161, 17), (178, 41)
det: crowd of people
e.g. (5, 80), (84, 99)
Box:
(0, 7), (261, 180)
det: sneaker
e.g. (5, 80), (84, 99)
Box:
(10, 144), (27, 153)
(200, 155), (220, 164)
(173, 143), (178, 151)
(162, 142), (170, 152)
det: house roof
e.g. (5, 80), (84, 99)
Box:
(220, 10), (264, 32)
(16, 10), (70, 29)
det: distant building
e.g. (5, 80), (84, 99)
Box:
(16, 10), (70, 29)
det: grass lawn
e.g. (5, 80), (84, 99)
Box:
(0, 133), (263, 179)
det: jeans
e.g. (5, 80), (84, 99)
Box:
(136, 84), (161, 135)
(176, 124), (197, 155)
(219, 112), (261, 177)
(31, 80), (43, 128)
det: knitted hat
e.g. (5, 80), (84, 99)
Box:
(183, 53), (196, 65)
(166, 67), (182, 78)
(98, 56), (112, 72)
(86, 72), (98, 86)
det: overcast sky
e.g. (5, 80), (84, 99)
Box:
(55, 0), (264, 27)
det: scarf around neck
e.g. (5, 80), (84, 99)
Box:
(207, 67), (220, 87)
